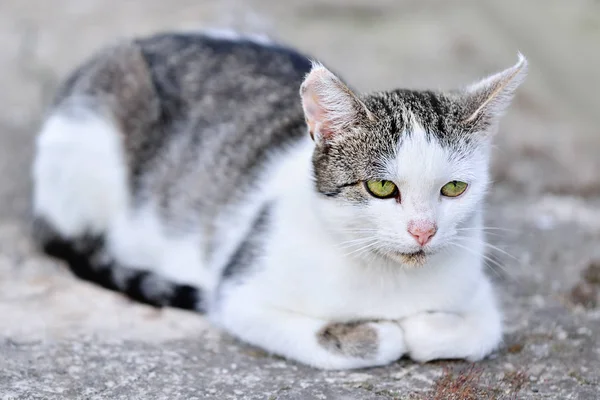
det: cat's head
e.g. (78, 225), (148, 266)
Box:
(300, 55), (527, 266)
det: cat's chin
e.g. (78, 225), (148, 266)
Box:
(387, 250), (428, 267)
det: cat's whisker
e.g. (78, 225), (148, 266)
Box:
(449, 242), (504, 279)
(337, 237), (379, 250)
(354, 249), (378, 261)
(345, 240), (377, 256)
(455, 227), (516, 233)
(343, 241), (380, 257)
(340, 229), (381, 235)
(447, 241), (516, 281)
(454, 236), (520, 262)
(480, 242), (520, 262)
(453, 240), (515, 269)
(337, 236), (377, 244)
(454, 230), (505, 238)
(342, 229), (380, 234)
(479, 232), (505, 238)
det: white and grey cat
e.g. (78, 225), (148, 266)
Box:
(32, 31), (527, 369)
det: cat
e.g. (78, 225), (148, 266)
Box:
(31, 30), (527, 370)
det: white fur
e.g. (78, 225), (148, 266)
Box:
(214, 123), (502, 369)
(33, 111), (128, 237)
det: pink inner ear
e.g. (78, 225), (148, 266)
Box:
(302, 97), (319, 139)
(302, 86), (335, 139)
(301, 65), (368, 140)
(304, 94), (324, 122)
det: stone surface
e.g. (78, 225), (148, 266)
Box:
(1, 0), (599, 399)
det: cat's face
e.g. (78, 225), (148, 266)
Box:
(301, 57), (526, 266)
(311, 110), (490, 266)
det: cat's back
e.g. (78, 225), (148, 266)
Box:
(53, 31), (313, 154)
(34, 31), (314, 242)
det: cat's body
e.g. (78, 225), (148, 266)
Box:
(32, 31), (526, 369)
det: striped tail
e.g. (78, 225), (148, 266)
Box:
(36, 221), (205, 312)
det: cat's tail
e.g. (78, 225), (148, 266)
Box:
(34, 219), (206, 312)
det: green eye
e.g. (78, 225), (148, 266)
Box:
(441, 181), (468, 197)
(365, 180), (398, 199)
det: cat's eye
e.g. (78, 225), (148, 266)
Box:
(441, 181), (468, 197)
(365, 180), (398, 199)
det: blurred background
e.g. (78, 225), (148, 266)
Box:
(1, 0), (599, 398)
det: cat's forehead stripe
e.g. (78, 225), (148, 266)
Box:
(362, 90), (476, 157)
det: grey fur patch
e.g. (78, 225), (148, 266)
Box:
(318, 322), (379, 358)
(136, 34), (311, 239)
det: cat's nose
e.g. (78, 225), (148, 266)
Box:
(407, 220), (437, 246)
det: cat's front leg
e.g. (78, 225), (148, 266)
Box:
(399, 282), (502, 362)
(217, 304), (406, 369)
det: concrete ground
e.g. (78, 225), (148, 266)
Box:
(1, 0), (599, 398)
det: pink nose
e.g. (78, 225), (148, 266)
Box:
(407, 220), (437, 246)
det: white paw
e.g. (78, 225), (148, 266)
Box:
(400, 312), (499, 363)
(369, 321), (407, 366)
(401, 314), (441, 362)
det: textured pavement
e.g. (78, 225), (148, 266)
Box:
(1, 1), (599, 399)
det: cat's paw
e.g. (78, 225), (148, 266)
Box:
(401, 313), (448, 363)
(400, 312), (497, 363)
(370, 321), (407, 365)
(318, 320), (406, 368)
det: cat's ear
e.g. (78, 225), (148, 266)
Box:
(460, 53), (528, 133)
(300, 62), (374, 143)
